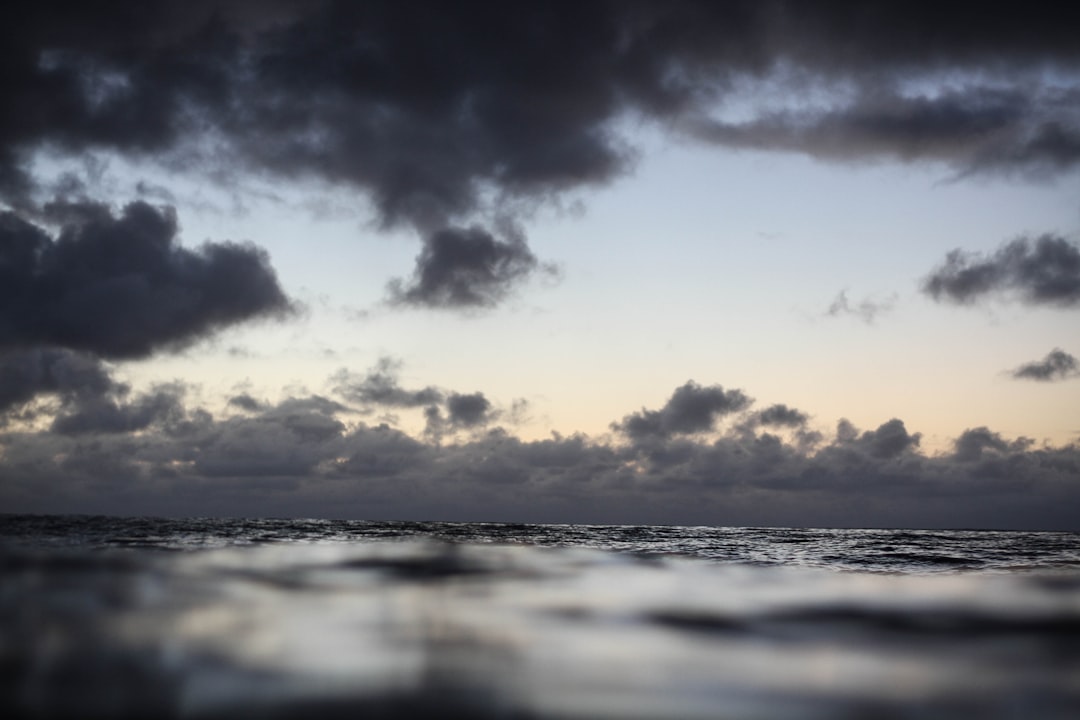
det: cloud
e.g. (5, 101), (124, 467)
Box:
(690, 86), (1080, 178)
(423, 391), (496, 441)
(0, 348), (115, 417)
(1, 5), (1079, 528)
(0, 201), (293, 359)
(227, 393), (265, 412)
(922, 235), (1080, 308)
(1, 376), (1078, 529)
(332, 357), (443, 407)
(6, 3), (1078, 208)
(4, 3), (1079, 310)
(614, 381), (752, 441)
(332, 358), (516, 442)
(386, 226), (553, 309)
(753, 404), (809, 429)
(51, 383), (187, 435)
(952, 427), (1032, 462)
(193, 399), (348, 479)
(446, 392), (493, 427)
(1009, 348), (1079, 382)
(0, 346), (199, 436)
(855, 418), (921, 460)
(825, 290), (896, 324)
(332, 423), (433, 480)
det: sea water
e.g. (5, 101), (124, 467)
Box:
(2, 515), (1079, 718)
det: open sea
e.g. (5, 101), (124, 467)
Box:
(2, 514), (1079, 719)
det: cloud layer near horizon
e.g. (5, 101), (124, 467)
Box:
(1, 361), (1077, 531)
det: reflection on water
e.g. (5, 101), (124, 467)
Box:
(3, 533), (1080, 719)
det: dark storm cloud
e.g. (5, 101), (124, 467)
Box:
(0, 201), (293, 359)
(922, 235), (1080, 308)
(614, 381), (751, 440)
(386, 226), (551, 309)
(1009, 348), (1079, 382)
(4, 2), (1080, 309)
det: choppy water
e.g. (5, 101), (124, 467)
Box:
(2, 515), (1079, 719)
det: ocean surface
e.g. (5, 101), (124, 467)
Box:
(2, 515), (1079, 719)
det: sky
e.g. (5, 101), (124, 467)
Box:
(1, 0), (1079, 530)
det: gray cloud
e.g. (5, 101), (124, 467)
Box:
(1010, 348), (1079, 382)
(825, 290), (896, 324)
(690, 86), (1080, 178)
(4, 3), (1079, 310)
(614, 381), (752, 441)
(446, 392), (493, 428)
(193, 401), (347, 479)
(952, 427), (1033, 463)
(51, 383), (187, 436)
(6, 2), (1079, 211)
(332, 357), (443, 407)
(386, 226), (552, 309)
(0, 348), (115, 415)
(1, 377), (1078, 529)
(923, 235), (1080, 308)
(0, 201), (293, 359)
(333, 424), (433, 480)
(227, 393), (265, 413)
(855, 418), (922, 460)
(835, 419), (859, 444)
(754, 404), (809, 429)
(333, 358), (511, 442)
(0, 347), (197, 436)
(423, 392), (496, 442)
(2, 4), (1079, 528)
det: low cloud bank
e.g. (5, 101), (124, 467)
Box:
(2, 367), (1076, 531)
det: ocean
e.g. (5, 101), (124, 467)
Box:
(2, 514), (1079, 718)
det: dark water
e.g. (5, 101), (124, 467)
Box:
(2, 515), (1079, 718)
